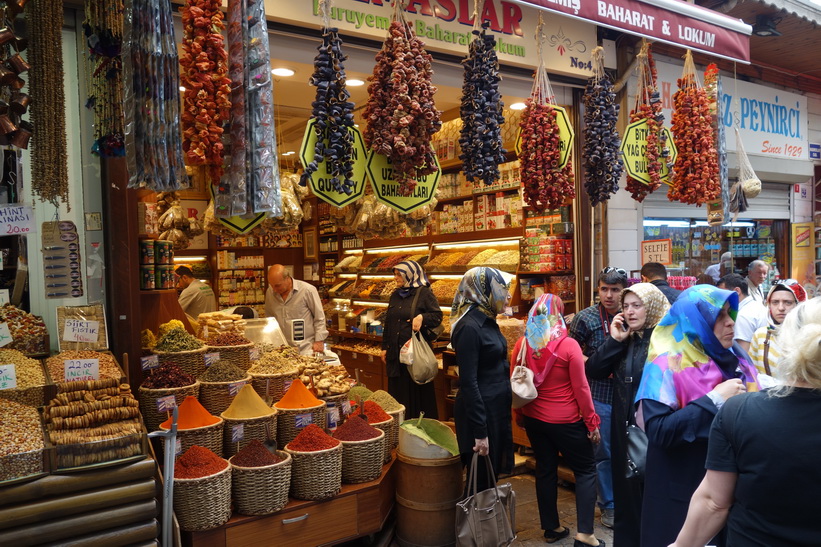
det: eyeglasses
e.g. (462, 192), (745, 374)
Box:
(601, 267), (627, 276)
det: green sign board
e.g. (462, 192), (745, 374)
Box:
(299, 120), (368, 208)
(366, 153), (441, 214)
(620, 120), (678, 185)
(514, 105), (575, 169)
(209, 185), (267, 235)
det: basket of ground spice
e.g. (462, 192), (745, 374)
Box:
(351, 400), (396, 464)
(247, 346), (300, 404)
(197, 361), (252, 416)
(138, 364), (199, 431)
(273, 379), (327, 447)
(207, 332), (255, 371)
(229, 441), (291, 515)
(221, 384), (278, 458)
(160, 396), (224, 457)
(284, 424), (342, 501)
(173, 445), (232, 531)
(368, 390), (406, 458)
(333, 415), (386, 484)
(152, 327), (207, 377)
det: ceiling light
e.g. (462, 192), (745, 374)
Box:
(271, 67), (295, 77)
(347, 79), (365, 87)
(752, 14), (781, 37)
(509, 102), (526, 111)
(282, 151), (295, 156)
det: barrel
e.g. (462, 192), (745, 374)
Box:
(395, 451), (463, 547)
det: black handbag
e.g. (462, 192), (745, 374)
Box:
(623, 339), (648, 481)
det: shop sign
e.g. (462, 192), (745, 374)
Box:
(791, 222), (814, 284)
(209, 185), (267, 235)
(367, 153), (441, 213)
(267, 0), (597, 79)
(299, 120), (368, 208)
(620, 120), (677, 185)
(513, 105), (574, 169)
(641, 238), (672, 265)
(810, 143), (820, 160)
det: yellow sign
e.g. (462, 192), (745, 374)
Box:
(641, 239), (673, 266)
(299, 120), (368, 208)
(620, 120), (677, 185)
(367, 153), (441, 214)
(791, 222), (815, 284)
(209, 186), (266, 235)
(514, 105), (574, 169)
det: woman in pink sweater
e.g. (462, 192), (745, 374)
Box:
(512, 294), (602, 547)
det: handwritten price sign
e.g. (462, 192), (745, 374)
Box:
(0, 363), (16, 390)
(0, 323), (12, 348)
(64, 358), (100, 382)
(0, 205), (34, 235)
(62, 319), (100, 343)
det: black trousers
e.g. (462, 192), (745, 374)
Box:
(524, 416), (597, 534)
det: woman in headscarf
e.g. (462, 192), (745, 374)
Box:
(585, 283), (669, 547)
(635, 285), (760, 547)
(380, 260), (442, 419)
(451, 266), (514, 493)
(512, 294), (602, 547)
(748, 279), (807, 383)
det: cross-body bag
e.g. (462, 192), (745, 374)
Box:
(624, 339), (648, 481)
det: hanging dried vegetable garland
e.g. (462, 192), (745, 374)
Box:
(459, 19), (506, 186)
(704, 63), (730, 225)
(179, 0), (231, 185)
(28, 0), (70, 207)
(582, 46), (622, 206)
(518, 15), (574, 211)
(669, 50), (718, 205)
(625, 41), (666, 203)
(83, 0), (125, 158)
(363, 1), (441, 196)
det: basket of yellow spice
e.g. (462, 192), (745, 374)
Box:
(284, 424), (342, 501)
(152, 327), (207, 378)
(221, 384), (278, 458)
(206, 332), (255, 371)
(273, 379), (326, 447)
(160, 396), (224, 457)
(248, 346), (299, 404)
(350, 400), (396, 464)
(197, 361), (252, 416)
(368, 390), (405, 459)
(174, 445), (232, 531)
(138, 363), (200, 432)
(333, 414), (386, 484)
(229, 441), (291, 515)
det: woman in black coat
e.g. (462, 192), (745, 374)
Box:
(380, 260), (442, 420)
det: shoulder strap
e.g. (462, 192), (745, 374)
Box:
(763, 330), (773, 376)
(410, 287), (421, 317)
(624, 337), (637, 426)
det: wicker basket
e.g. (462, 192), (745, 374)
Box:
(385, 405), (406, 456)
(207, 343), (254, 370)
(152, 347), (208, 378)
(229, 450), (292, 515)
(370, 417), (396, 464)
(283, 443), (342, 501)
(249, 370), (298, 405)
(339, 430), (385, 484)
(221, 412), (278, 458)
(138, 382), (200, 432)
(173, 463), (232, 531)
(273, 402), (326, 448)
(161, 419), (224, 458)
(198, 375), (251, 416)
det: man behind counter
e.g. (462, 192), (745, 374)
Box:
(175, 265), (217, 318)
(264, 264), (327, 355)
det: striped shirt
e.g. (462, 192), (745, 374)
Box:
(749, 326), (782, 378)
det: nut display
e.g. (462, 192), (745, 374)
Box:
(0, 349), (44, 389)
(0, 304), (48, 355)
(430, 279), (460, 303)
(0, 398), (45, 482)
(46, 351), (124, 383)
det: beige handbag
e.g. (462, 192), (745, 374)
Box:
(455, 453), (516, 547)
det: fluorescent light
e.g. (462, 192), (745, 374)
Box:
(271, 68), (295, 77)
(352, 300), (388, 307)
(643, 220), (690, 228)
(509, 102), (526, 110)
(428, 274), (464, 280)
(282, 151), (295, 156)
(173, 256), (206, 262)
(367, 245), (428, 254)
(360, 274), (394, 279)
(435, 238), (520, 250)
(343, 249), (363, 255)
(347, 79), (365, 87)
(337, 274), (357, 278)
(690, 220), (755, 227)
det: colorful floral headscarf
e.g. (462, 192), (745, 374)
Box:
(620, 282), (670, 331)
(765, 279), (807, 328)
(522, 293), (568, 380)
(636, 284), (759, 410)
(450, 267), (511, 329)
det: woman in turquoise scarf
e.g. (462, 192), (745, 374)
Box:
(635, 284), (759, 547)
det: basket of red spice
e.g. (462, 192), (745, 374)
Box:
(138, 364), (200, 432)
(273, 379), (327, 447)
(284, 424), (342, 501)
(333, 415), (386, 484)
(173, 445), (232, 531)
(229, 441), (292, 515)
(351, 400), (395, 464)
(206, 332), (255, 371)
(160, 396), (224, 457)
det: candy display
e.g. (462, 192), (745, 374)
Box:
(332, 340), (381, 356)
(430, 279), (460, 302)
(334, 255), (361, 273)
(459, 21), (506, 186)
(198, 311), (247, 339)
(704, 63), (730, 225)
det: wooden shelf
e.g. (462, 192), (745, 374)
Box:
(216, 268), (264, 272)
(328, 328), (383, 342)
(215, 246), (265, 250)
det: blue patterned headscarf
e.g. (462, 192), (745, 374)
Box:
(450, 267), (511, 329)
(393, 260), (429, 298)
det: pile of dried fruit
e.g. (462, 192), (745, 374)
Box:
(459, 21), (506, 186)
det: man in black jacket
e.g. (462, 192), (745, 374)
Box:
(641, 262), (681, 304)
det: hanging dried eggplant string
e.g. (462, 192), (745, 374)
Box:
(624, 40), (665, 203)
(28, 0), (69, 208)
(704, 63), (729, 225)
(582, 46), (622, 206)
(83, 0), (125, 158)
(458, 0), (506, 187)
(300, 0), (356, 194)
(518, 14), (574, 212)
(669, 50), (718, 206)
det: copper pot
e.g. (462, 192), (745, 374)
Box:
(0, 65), (15, 85)
(0, 28), (15, 46)
(9, 121), (31, 149)
(14, 37), (27, 52)
(9, 76), (24, 90)
(7, 54), (28, 74)
(7, 0), (29, 17)
(0, 114), (17, 135)
(0, 101), (9, 116)
(9, 93), (27, 115)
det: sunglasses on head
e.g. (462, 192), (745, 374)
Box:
(601, 267), (627, 276)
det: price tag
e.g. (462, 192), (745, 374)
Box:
(175, 438), (182, 455)
(204, 352), (220, 367)
(232, 423), (244, 443)
(341, 400), (352, 415)
(0, 322), (11, 348)
(327, 404), (340, 429)
(249, 347), (259, 361)
(0, 363), (16, 389)
(62, 319), (100, 343)
(64, 358), (99, 382)
(141, 355), (159, 371)
(295, 413), (313, 429)
(0, 205), (34, 235)
(0, 289), (7, 305)
(228, 381), (246, 396)
(157, 395), (177, 413)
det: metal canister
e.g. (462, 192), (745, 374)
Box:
(139, 239), (155, 265)
(158, 265), (175, 289)
(154, 240), (173, 264)
(140, 265), (156, 290)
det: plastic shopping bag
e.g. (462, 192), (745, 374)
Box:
(399, 337), (414, 365)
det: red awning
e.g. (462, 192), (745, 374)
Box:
(513, 0), (751, 63)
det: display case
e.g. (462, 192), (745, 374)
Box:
(426, 238), (520, 274)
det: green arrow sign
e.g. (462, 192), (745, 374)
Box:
(514, 105), (575, 169)
(367, 153), (441, 214)
(299, 120), (368, 208)
(620, 120), (678, 185)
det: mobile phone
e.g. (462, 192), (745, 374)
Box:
(621, 321), (629, 332)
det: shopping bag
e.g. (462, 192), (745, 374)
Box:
(456, 453), (516, 547)
(399, 337), (414, 365)
(510, 341), (537, 409)
(408, 331), (437, 385)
